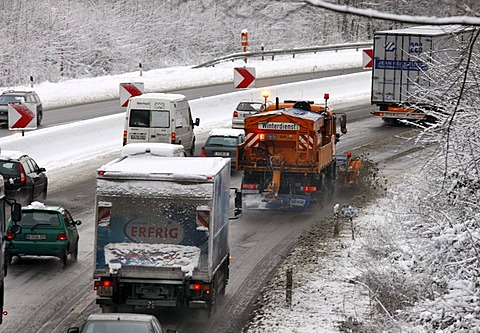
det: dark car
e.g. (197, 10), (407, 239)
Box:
(67, 313), (176, 333)
(0, 90), (43, 126)
(0, 150), (47, 205)
(201, 128), (245, 168)
(6, 203), (81, 267)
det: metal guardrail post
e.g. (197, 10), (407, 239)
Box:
(286, 267), (293, 308)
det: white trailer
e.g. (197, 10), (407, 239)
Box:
(370, 25), (473, 122)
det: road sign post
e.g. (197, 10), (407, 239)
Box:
(241, 29), (249, 63)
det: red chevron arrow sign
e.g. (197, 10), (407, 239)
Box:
(234, 67), (256, 89)
(363, 49), (373, 69)
(120, 82), (144, 107)
(8, 103), (36, 130)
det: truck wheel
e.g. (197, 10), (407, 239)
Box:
(102, 304), (117, 313)
(382, 118), (396, 125)
(208, 278), (218, 318)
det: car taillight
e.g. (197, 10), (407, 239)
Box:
(242, 183), (259, 190)
(6, 230), (14, 240)
(57, 232), (67, 241)
(233, 111), (239, 117)
(171, 132), (176, 144)
(123, 130), (127, 146)
(18, 163), (26, 184)
(201, 147), (206, 157)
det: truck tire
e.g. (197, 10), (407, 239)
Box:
(101, 305), (115, 313)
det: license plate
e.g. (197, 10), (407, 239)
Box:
(214, 152), (230, 157)
(26, 234), (47, 240)
(130, 134), (146, 140)
(97, 286), (113, 297)
(290, 199), (306, 207)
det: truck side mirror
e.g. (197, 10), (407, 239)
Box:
(339, 114), (347, 134)
(234, 189), (242, 209)
(195, 118), (200, 127)
(11, 202), (21, 223)
(229, 188), (243, 220)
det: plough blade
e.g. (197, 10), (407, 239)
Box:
(242, 193), (311, 211)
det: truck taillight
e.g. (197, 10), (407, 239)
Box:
(6, 230), (14, 240)
(301, 186), (317, 192)
(171, 132), (176, 144)
(242, 183), (259, 190)
(57, 232), (67, 241)
(94, 280), (112, 289)
(191, 283), (210, 292)
(94, 279), (113, 293)
(233, 111), (239, 117)
(201, 147), (206, 157)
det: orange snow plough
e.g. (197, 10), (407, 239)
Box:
(335, 152), (363, 188)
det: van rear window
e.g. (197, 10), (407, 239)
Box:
(129, 109), (150, 127)
(129, 109), (170, 128)
(151, 110), (170, 128)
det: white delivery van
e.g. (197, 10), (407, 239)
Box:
(123, 93), (200, 156)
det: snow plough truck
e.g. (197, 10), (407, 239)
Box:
(236, 95), (347, 210)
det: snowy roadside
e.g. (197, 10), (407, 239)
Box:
(244, 129), (428, 332)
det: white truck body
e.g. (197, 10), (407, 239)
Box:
(94, 156), (231, 311)
(371, 25), (472, 120)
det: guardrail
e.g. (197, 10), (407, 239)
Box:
(193, 41), (372, 68)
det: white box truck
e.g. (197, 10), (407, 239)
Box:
(123, 93), (200, 156)
(370, 25), (472, 123)
(93, 154), (241, 313)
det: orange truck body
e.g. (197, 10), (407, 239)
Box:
(236, 100), (346, 210)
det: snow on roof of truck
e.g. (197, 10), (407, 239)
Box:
(121, 143), (185, 157)
(376, 25), (471, 36)
(249, 106), (324, 122)
(98, 156), (229, 181)
(130, 92), (186, 101)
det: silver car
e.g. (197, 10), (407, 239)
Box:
(231, 101), (264, 129)
(0, 90), (43, 126)
(201, 128), (245, 168)
(67, 313), (176, 333)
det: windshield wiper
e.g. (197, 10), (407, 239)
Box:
(31, 223), (50, 231)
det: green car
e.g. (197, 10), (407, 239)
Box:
(6, 203), (81, 267)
